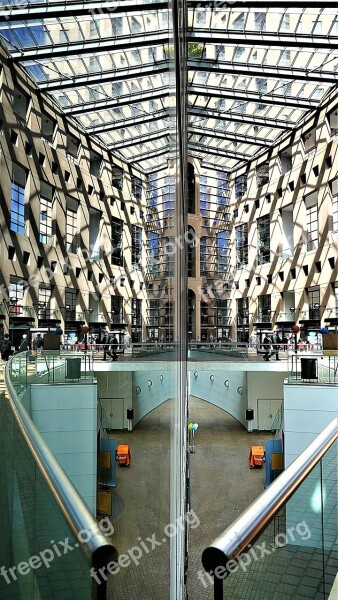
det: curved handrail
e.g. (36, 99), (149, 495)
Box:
(4, 352), (117, 571)
(202, 416), (338, 574)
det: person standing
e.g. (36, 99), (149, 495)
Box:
(1, 334), (11, 363)
(111, 336), (118, 361)
(102, 331), (110, 361)
(262, 334), (271, 361)
(18, 334), (29, 352)
(271, 332), (281, 361)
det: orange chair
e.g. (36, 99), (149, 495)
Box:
(249, 445), (265, 469)
(116, 444), (131, 467)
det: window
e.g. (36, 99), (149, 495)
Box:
(148, 231), (159, 273)
(237, 297), (249, 342)
(254, 12), (266, 31)
(66, 136), (79, 158)
(234, 46), (245, 59)
(236, 224), (248, 268)
(306, 201), (318, 250)
(216, 300), (229, 326)
(164, 175), (175, 215)
(65, 289), (76, 320)
(131, 298), (142, 342)
(233, 12), (245, 29)
(131, 16), (142, 33)
(111, 164), (124, 190)
(331, 179), (338, 233)
(308, 287), (320, 320)
(256, 162), (269, 188)
(41, 115), (56, 143)
(131, 225), (142, 269)
(164, 237), (174, 275)
(217, 172), (228, 206)
(200, 236), (208, 276)
(196, 10), (206, 24)
(111, 16), (123, 36)
(280, 50), (291, 66)
(148, 173), (158, 206)
(66, 197), (78, 253)
(256, 78), (267, 93)
(89, 152), (102, 178)
(111, 296), (123, 324)
(131, 175), (142, 201)
(281, 82), (292, 96)
(11, 181), (25, 235)
(280, 13), (290, 30)
(258, 295), (271, 322)
(38, 284), (52, 320)
(257, 216), (270, 264)
(216, 45), (225, 60)
(216, 230), (229, 274)
(111, 217), (123, 266)
(200, 175), (208, 215)
(235, 174), (247, 199)
(279, 150), (292, 174)
(9, 275), (25, 312)
(40, 196), (53, 244)
(148, 299), (160, 327)
(312, 20), (322, 34)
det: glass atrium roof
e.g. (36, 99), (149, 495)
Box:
(1, 2), (338, 173)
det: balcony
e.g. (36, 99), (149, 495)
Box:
(8, 304), (35, 319)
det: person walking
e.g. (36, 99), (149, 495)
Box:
(262, 334), (271, 361)
(111, 336), (118, 361)
(1, 334), (11, 364)
(102, 331), (110, 361)
(18, 334), (29, 352)
(32, 333), (44, 351)
(271, 332), (281, 361)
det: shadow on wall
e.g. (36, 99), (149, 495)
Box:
(188, 370), (248, 427)
(132, 371), (174, 426)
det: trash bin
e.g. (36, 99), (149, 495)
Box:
(301, 358), (317, 380)
(65, 357), (81, 380)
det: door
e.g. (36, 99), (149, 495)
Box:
(257, 399), (282, 430)
(100, 398), (124, 430)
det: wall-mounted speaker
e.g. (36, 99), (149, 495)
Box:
(246, 409), (254, 421)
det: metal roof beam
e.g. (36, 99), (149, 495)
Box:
(86, 111), (170, 134)
(188, 84), (318, 109)
(188, 106), (294, 130)
(62, 89), (167, 116)
(38, 62), (168, 91)
(187, 154), (232, 171)
(128, 147), (170, 163)
(0, 0), (168, 20)
(188, 59), (338, 85)
(107, 130), (170, 150)
(11, 33), (169, 61)
(188, 141), (249, 160)
(188, 126), (268, 147)
(187, 0), (338, 7)
(188, 30), (338, 50)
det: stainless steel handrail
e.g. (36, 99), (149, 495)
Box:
(4, 352), (117, 577)
(202, 417), (338, 578)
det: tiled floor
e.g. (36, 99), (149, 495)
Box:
(105, 396), (272, 600)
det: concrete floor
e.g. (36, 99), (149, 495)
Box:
(105, 396), (271, 600)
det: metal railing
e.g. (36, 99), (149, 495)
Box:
(188, 341), (248, 359)
(2, 350), (117, 599)
(202, 417), (338, 599)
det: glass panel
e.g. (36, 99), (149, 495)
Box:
(220, 455), (337, 599)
